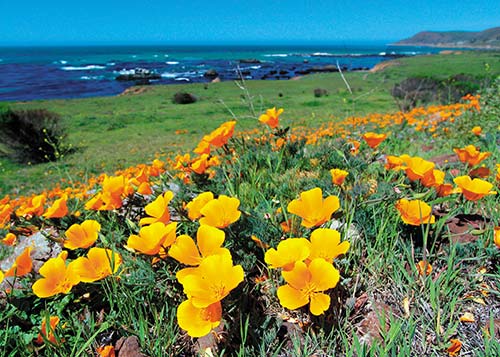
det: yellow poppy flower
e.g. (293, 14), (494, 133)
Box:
(395, 199), (435, 226)
(127, 222), (177, 256)
(199, 195), (241, 228)
(169, 225), (229, 266)
(32, 253), (81, 298)
(70, 247), (122, 283)
(494, 227), (500, 249)
(453, 175), (496, 201)
(287, 187), (340, 228)
(330, 168), (349, 186)
(177, 299), (222, 338)
(186, 191), (214, 220)
(64, 220), (101, 250)
(264, 238), (311, 271)
(139, 191), (174, 226)
(178, 254), (244, 308)
(308, 228), (350, 263)
(277, 258), (340, 315)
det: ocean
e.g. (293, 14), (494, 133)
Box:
(0, 43), (444, 101)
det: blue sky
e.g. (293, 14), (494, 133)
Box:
(1, 1), (499, 45)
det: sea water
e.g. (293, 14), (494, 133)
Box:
(0, 43), (444, 101)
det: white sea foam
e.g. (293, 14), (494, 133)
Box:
(379, 52), (386, 56)
(311, 52), (334, 56)
(166, 61), (179, 65)
(106, 62), (116, 66)
(80, 75), (103, 80)
(161, 72), (178, 78)
(264, 53), (288, 57)
(250, 65), (261, 69)
(175, 77), (190, 82)
(61, 65), (105, 71)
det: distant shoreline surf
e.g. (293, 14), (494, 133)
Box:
(0, 44), (452, 101)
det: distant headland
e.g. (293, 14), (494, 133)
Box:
(392, 26), (500, 49)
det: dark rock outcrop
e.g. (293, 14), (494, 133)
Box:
(115, 68), (161, 82)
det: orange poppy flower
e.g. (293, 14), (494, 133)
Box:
(287, 187), (340, 228)
(193, 139), (211, 155)
(177, 299), (222, 338)
(203, 121), (236, 148)
(330, 168), (349, 186)
(127, 222), (177, 256)
(277, 259), (340, 315)
(349, 140), (360, 155)
(185, 191), (214, 220)
(494, 227), (500, 249)
(64, 220), (101, 250)
(1, 232), (17, 246)
(199, 195), (241, 228)
(420, 169), (445, 188)
(139, 191), (174, 226)
(0, 203), (13, 228)
(453, 145), (491, 167)
(362, 132), (388, 149)
(36, 316), (61, 345)
(96, 345), (116, 357)
(403, 156), (435, 182)
(32, 253), (81, 298)
(416, 260), (432, 276)
(264, 238), (311, 271)
(5, 246), (32, 277)
(177, 253), (244, 308)
(471, 126), (482, 136)
(259, 107), (284, 129)
(169, 225), (229, 266)
(43, 194), (69, 218)
(70, 247), (122, 283)
(395, 199), (435, 226)
(384, 155), (406, 171)
(496, 164), (500, 182)
(190, 154), (209, 175)
(16, 193), (46, 218)
(447, 338), (462, 356)
(453, 175), (496, 201)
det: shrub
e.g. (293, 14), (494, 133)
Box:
(313, 88), (329, 98)
(0, 108), (70, 164)
(172, 92), (197, 104)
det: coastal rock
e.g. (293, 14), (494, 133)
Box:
(239, 58), (261, 64)
(115, 68), (160, 82)
(173, 92), (197, 105)
(310, 65), (339, 73)
(203, 69), (219, 80)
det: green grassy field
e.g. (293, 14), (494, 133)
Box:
(1, 51), (499, 195)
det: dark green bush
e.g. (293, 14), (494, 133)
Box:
(0, 108), (70, 164)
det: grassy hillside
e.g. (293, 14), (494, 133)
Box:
(1, 51), (499, 195)
(394, 26), (500, 48)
